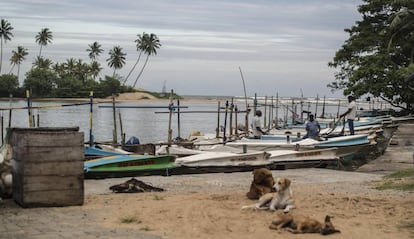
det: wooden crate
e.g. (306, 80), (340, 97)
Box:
(11, 127), (84, 207)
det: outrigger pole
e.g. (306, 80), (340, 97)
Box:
(239, 67), (249, 136)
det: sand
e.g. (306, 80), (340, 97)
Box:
(81, 166), (414, 239)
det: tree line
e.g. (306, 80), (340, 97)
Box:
(0, 19), (161, 98)
(328, 0), (414, 113)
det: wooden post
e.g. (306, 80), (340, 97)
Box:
(321, 95), (326, 119)
(216, 101), (220, 138)
(177, 99), (181, 139)
(235, 105), (239, 137)
(119, 112), (125, 147)
(167, 89), (174, 146)
(112, 94), (117, 145)
(229, 98), (234, 138)
(264, 96), (267, 129)
(26, 90), (33, 128)
(223, 100), (229, 143)
(8, 94), (12, 129)
(89, 91), (94, 147)
(315, 94), (319, 120)
(238, 67), (249, 136)
(275, 93), (279, 128)
(1, 115), (3, 145)
(336, 99), (341, 118)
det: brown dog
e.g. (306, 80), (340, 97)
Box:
(242, 177), (295, 213)
(269, 213), (341, 235)
(246, 168), (275, 200)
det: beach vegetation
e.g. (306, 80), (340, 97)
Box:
(329, 0), (414, 114)
(375, 168), (414, 191)
(120, 215), (142, 224)
(0, 74), (19, 97)
(0, 21), (165, 99)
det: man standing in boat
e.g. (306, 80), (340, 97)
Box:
(340, 95), (357, 135)
(252, 110), (267, 139)
(303, 114), (321, 140)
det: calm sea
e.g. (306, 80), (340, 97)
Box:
(0, 97), (380, 144)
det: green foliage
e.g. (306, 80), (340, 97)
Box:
(0, 74), (19, 97)
(97, 75), (122, 97)
(23, 68), (58, 97)
(329, 0), (414, 113)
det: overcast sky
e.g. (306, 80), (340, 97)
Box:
(1, 0), (362, 98)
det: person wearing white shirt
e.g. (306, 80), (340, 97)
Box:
(252, 110), (266, 138)
(340, 95), (357, 135)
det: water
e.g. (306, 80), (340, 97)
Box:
(0, 97), (385, 144)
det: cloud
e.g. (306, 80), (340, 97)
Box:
(0, 0), (362, 97)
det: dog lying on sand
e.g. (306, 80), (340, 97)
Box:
(242, 177), (295, 212)
(246, 168), (275, 200)
(269, 213), (341, 235)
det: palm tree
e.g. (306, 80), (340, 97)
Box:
(0, 19), (14, 74)
(89, 61), (102, 79)
(9, 46), (28, 82)
(106, 46), (126, 77)
(123, 33), (146, 85)
(86, 41), (103, 62)
(132, 33), (161, 88)
(35, 28), (53, 57)
(33, 56), (53, 69)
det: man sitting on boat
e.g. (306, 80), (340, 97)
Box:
(252, 110), (267, 139)
(303, 114), (321, 140)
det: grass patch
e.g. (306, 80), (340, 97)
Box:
(153, 195), (164, 200)
(120, 215), (142, 224)
(384, 168), (414, 179)
(400, 221), (414, 235)
(376, 168), (414, 191)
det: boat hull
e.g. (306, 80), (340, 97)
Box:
(84, 154), (177, 179)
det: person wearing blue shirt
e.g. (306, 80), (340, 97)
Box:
(303, 114), (320, 140)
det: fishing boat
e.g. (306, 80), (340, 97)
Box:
(84, 145), (130, 160)
(84, 154), (177, 179)
(267, 148), (339, 169)
(226, 134), (371, 159)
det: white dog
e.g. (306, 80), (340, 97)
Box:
(242, 177), (295, 213)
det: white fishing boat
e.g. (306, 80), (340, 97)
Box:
(175, 150), (271, 167)
(226, 134), (371, 158)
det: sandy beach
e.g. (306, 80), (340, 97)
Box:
(0, 123), (413, 239)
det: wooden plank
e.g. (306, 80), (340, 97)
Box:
(11, 131), (84, 147)
(12, 146), (84, 162)
(19, 190), (84, 207)
(13, 160), (84, 176)
(19, 175), (84, 192)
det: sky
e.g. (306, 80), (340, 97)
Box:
(1, 0), (363, 98)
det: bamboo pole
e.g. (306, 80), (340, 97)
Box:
(235, 105), (239, 137)
(119, 111), (125, 147)
(223, 100), (229, 143)
(177, 99), (181, 138)
(216, 101), (220, 138)
(89, 91), (94, 147)
(26, 90), (33, 128)
(8, 94), (12, 129)
(112, 94), (117, 145)
(229, 98), (234, 138)
(167, 89), (174, 146)
(275, 93), (279, 128)
(264, 96), (267, 128)
(1, 114), (3, 145)
(315, 94), (319, 119)
(238, 67), (249, 136)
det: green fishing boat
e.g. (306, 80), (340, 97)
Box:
(84, 154), (177, 179)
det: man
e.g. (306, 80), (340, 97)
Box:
(303, 114), (320, 140)
(252, 110), (266, 139)
(339, 95), (357, 135)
